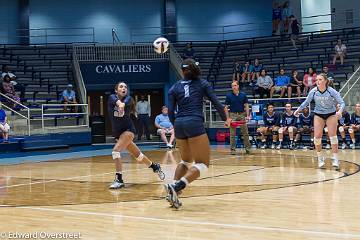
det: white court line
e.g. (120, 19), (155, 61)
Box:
(18, 206), (360, 239)
(0, 155), (238, 190)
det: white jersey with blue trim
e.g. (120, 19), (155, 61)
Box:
(297, 86), (345, 114)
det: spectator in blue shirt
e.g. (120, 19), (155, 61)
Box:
(252, 58), (263, 80)
(241, 60), (254, 84)
(155, 106), (175, 149)
(270, 68), (291, 98)
(61, 84), (77, 112)
(183, 43), (196, 60)
(0, 102), (10, 143)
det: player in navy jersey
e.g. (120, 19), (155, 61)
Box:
(349, 103), (360, 149)
(257, 103), (280, 149)
(278, 103), (297, 150)
(164, 59), (231, 209)
(108, 82), (165, 189)
(294, 74), (345, 169)
(295, 106), (314, 148)
(336, 104), (351, 149)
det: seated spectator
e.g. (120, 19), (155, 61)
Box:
(232, 58), (242, 83)
(155, 106), (175, 149)
(241, 60), (254, 84)
(337, 104), (351, 149)
(295, 106), (314, 148)
(1, 74), (20, 107)
(0, 102), (10, 143)
(278, 103), (297, 149)
(257, 103), (280, 149)
(183, 43), (196, 60)
(290, 70), (303, 98)
(60, 84), (77, 112)
(302, 67), (317, 96)
(332, 39), (347, 66)
(1, 65), (26, 102)
(256, 69), (273, 98)
(252, 58), (263, 80)
(270, 68), (291, 98)
(349, 103), (360, 149)
(322, 65), (335, 84)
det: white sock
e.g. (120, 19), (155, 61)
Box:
(352, 139), (356, 144)
(262, 139), (266, 142)
(333, 153), (338, 160)
(180, 177), (189, 185)
(316, 152), (322, 158)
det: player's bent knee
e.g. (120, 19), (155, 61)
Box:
(349, 128), (354, 134)
(193, 163), (208, 176)
(313, 137), (322, 146)
(288, 127), (294, 133)
(330, 136), (338, 145)
(180, 160), (192, 169)
(112, 151), (121, 160)
(278, 128), (284, 134)
(136, 152), (144, 162)
(338, 126), (344, 132)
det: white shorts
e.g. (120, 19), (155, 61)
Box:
(0, 123), (10, 132)
(157, 128), (173, 135)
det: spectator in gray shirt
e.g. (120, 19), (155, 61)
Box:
(256, 69), (273, 98)
(135, 95), (151, 140)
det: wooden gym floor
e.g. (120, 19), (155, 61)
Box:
(0, 147), (360, 240)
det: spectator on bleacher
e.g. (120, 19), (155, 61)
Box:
(322, 66), (335, 83)
(272, 2), (282, 35)
(270, 68), (291, 98)
(257, 103), (280, 149)
(252, 58), (263, 80)
(155, 106), (175, 149)
(1, 65), (26, 103)
(60, 84), (77, 112)
(241, 60), (254, 84)
(290, 70), (303, 98)
(349, 103), (360, 149)
(183, 43), (196, 60)
(232, 58), (242, 83)
(1, 74), (20, 107)
(332, 39), (347, 66)
(295, 106), (314, 149)
(290, 15), (301, 50)
(278, 102), (297, 149)
(136, 95), (151, 141)
(302, 67), (317, 96)
(0, 102), (10, 143)
(224, 81), (251, 155)
(256, 69), (273, 98)
(282, 1), (292, 33)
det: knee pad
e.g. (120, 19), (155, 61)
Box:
(112, 151), (121, 160)
(349, 128), (354, 134)
(180, 160), (193, 169)
(288, 127), (294, 133)
(330, 136), (338, 145)
(314, 137), (322, 146)
(193, 163), (208, 176)
(324, 127), (328, 133)
(136, 152), (144, 162)
(278, 128), (284, 134)
(338, 126), (344, 133)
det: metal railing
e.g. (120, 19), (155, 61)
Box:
(339, 65), (360, 107)
(73, 44), (168, 61)
(41, 104), (89, 132)
(72, 51), (87, 104)
(0, 93), (30, 136)
(169, 44), (183, 78)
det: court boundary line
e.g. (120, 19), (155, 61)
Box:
(18, 206), (360, 239)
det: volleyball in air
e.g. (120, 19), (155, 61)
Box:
(153, 37), (169, 54)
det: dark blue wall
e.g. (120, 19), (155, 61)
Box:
(0, 0), (19, 44)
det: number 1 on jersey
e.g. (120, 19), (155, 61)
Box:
(184, 85), (190, 97)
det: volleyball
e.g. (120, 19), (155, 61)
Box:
(153, 37), (169, 54)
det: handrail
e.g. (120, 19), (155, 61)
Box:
(339, 66), (360, 95)
(72, 50), (87, 104)
(0, 92), (31, 136)
(41, 103), (89, 132)
(169, 44), (183, 79)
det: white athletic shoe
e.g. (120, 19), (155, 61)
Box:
(326, 144), (331, 150)
(271, 144), (275, 149)
(276, 143), (282, 150)
(341, 143), (347, 150)
(109, 180), (125, 189)
(166, 144), (173, 149)
(332, 158), (339, 169)
(318, 157), (325, 168)
(350, 143), (356, 149)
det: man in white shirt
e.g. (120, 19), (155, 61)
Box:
(135, 95), (151, 140)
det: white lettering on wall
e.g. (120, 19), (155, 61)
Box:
(95, 64), (152, 74)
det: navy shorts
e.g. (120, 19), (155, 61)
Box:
(314, 112), (336, 121)
(174, 117), (206, 139)
(113, 122), (136, 140)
